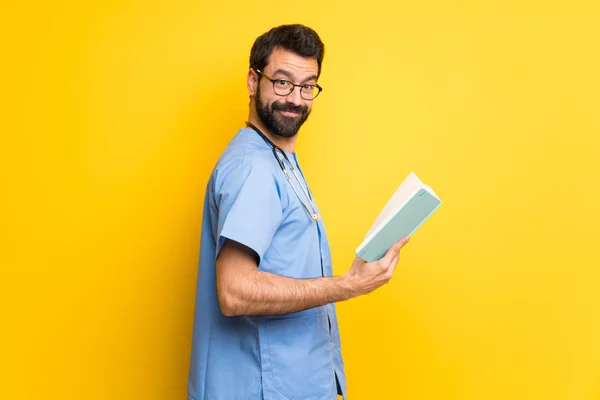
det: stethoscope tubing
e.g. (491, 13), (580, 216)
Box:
(245, 121), (320, 221)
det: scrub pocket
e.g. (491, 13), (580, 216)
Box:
(265, 310), (334, 400)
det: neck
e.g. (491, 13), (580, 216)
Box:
(248, 111), (297, 153)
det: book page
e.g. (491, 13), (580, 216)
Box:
(365, 172), (425, 237)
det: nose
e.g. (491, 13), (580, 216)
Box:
(285, 85), (303, 107)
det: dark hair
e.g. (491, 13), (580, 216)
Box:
(249, 24), (325, 78)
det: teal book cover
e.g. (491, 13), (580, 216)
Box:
(356, 173), (442, 262)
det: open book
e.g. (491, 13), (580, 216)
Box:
(355, 172), (442, 262)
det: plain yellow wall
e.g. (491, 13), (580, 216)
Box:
(2, 0), (600, 399)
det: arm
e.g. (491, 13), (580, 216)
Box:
(216, 236), (410, 316)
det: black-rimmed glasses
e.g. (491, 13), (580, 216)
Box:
(254, 69), (323, 100)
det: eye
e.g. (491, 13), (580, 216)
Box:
(302, 84), (315, 90)
(275, 79), (290, 87)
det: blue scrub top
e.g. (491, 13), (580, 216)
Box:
(188, 127), (347, 400)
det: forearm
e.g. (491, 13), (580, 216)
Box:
(219, 269), (358, 316)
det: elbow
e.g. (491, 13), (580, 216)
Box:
(217, 286), (243, 317)
(219, 296), (239, 317)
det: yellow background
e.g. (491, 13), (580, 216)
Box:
(2, 0), (599, 399)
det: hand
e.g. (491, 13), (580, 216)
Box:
(344, 236), (410, 296)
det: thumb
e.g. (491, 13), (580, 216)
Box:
(381, 236), (410, 264)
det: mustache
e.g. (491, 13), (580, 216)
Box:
(271, 101), (308, 115)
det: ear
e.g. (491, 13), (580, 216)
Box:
(247, 69), (258, 97)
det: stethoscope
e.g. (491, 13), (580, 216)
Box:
(245, 121), (320, 222)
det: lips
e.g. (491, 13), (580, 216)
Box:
(278, 110), (300, 117)
(272, 102), (306, 117)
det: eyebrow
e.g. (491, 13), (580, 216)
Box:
(272, 68), (318, 83)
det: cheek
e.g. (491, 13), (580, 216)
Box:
(256, 91), (269, 109)
(258, 91), (276, 109)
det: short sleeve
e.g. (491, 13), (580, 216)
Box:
(215, 160), (283, 263)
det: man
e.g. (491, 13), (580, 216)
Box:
(187, 24), (409, 400)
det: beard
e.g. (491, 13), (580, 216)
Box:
(255, 84), (311, 138)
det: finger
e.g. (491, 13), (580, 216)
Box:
(388, 254), (400, 275)
(397, 235), (410, 249)
(381, 236), (410, 265)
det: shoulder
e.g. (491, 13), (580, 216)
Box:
(212, 128), (281, 193)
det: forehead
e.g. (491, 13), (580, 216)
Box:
(264, 47), (319, 80)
